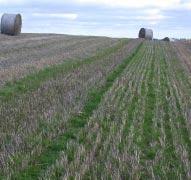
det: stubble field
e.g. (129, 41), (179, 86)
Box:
(0, 34), (191, 179)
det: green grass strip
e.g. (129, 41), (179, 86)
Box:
(0, 39), (128, 101)
(160, 60), (185, 178)
(12, 42), (143, 180)
(153, 43), (186, 178)
(141, 47), (156, 161)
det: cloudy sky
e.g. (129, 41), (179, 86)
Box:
(0, 0), (191, 38)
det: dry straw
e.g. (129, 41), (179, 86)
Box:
(1, 13), (22, 36)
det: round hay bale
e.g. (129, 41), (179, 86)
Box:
(138, 28), (153, 40)
(1, 13), (22, 36)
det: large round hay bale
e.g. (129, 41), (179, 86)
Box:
(1, 13), (22, 36)
(139, 28), (153, 40)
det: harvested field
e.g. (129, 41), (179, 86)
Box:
(0, 34), (191, 179)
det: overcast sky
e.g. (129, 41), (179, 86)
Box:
(0, 0), (191, 38)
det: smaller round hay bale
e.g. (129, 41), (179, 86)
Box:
(1, 13), (22, 36)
